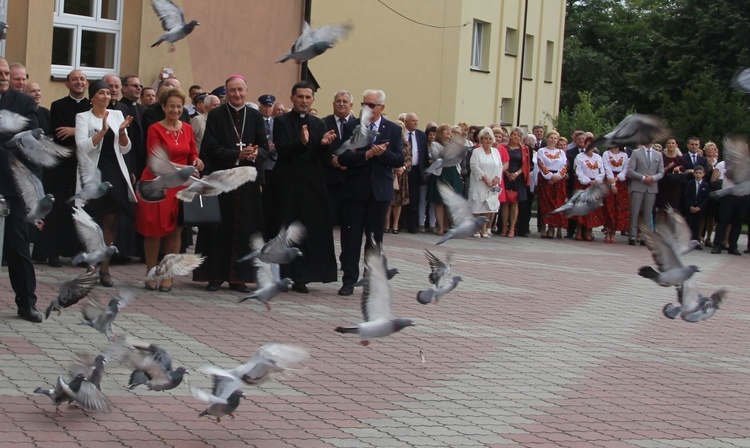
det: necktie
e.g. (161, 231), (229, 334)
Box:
(339, 118), (345, 137)
(408, 131), (416, 164)
(692, 154), (697, 165)
(370, 122), (377, 144)
(647, 149), (651, 161)
(265, 119), (271, 135)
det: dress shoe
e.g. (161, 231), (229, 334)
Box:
(728, 248), (741, 256)
(206, 282), (222, 291)
(229, 283), (251, 293)
(744, 248), (750, 254)
(417, 226), (425, 233)
(48, 257), (63, 267)
(18, 307), (43, 323)
(704, 240), (713, 247)
(408, 228), (418, 234)
(694, 244), (703, 250)
(640, 240), (646, 246)
(338, 284), (354, 296)
(628, 239), (636, 246)
(711, 246), (722, 254)
(99, 272), (113, 287)
(292, 283), (309, 293)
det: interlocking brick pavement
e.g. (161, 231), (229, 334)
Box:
(1, 230), (749, 447)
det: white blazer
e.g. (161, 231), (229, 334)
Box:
(75, 109), (136, 203)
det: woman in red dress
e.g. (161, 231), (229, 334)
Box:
(602, 145), (630, 243)
(136, 88), (204, 291)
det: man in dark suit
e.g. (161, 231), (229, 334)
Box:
(337, 89), (404, 296)
(682, 137), (709, 182)
(683, 165), (709, 247)
(322, 90), (354, 226)
(118, 75), (146, 179)
(0, 57), (42, 322)
(403, 113), (428, 233)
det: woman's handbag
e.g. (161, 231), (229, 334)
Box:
(505, 189), (518, 203)
(182, 194), (221, 226)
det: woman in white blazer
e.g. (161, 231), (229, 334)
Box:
(75, 80), (134, 287)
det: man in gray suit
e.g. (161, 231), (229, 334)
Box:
(627, 143), (665, 245)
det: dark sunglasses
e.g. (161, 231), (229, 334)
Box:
(360, 102), (382, 109)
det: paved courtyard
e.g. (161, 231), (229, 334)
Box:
(1, 229), (749, 448)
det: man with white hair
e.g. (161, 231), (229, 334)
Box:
(190, 93), (220, 150)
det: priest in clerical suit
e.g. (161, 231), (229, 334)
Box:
(269, 81), (338, 293)
(192, 75), (268, 293)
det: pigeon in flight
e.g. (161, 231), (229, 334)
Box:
(710, 136), (750, 198)
(137, 147), (200, 202)
(9, 156), (54, 229)
(663, 280), (726, 323)
(424, 137), (469, 175)
(238, 221), (306, 265)
(335, 245), (414, 345)
(333, 105), (377, 156)
(435, 181), (488, 245)
(35, 373), (111, 415)
(67, 156), (111, 205)
(730, 67), (750, 93)
(189, 385), (245, 422)
(175, 166), (257, 201)
(124, 340), (188, 391)
(71, 207), (119, 268)
(69, 341), (122, 391)
(638, 215), (700, 287)
(4, 128), (73, 167)
(546, 182), (610, 218)
(0, 109), (29, 134)
(80, 291), (134, 340)
(150, 0), (199, 52)
(278, 21), (352, 63)
(238, 260), (292, 311)
(44, 270), (99, 319)
(588, 114), (670, 150)
(655, 204), (700, 256)
(417, 249), (462, 305)
(145, 253), (204, 282)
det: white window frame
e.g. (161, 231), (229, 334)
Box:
(470, 21), (484, 70)
(544, 40), (555, 83)
(51, 0), (123, 79)
(0, 0), (7, 57)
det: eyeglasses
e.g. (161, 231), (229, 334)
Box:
(361, 102), (382, 109)
(126, 84), (143, 89)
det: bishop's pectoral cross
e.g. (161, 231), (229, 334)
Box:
(236, 141), (245, 152)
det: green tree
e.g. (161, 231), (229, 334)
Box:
(547, 91), (616, 139)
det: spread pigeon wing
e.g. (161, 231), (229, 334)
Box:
(362, 247), (393, 322)
(189, 382), (229, 405)
(439, 137), (469, 166)
(309, 23), (352, 45)
(72, 206), (106, 253)
(196, 365), (242, 400)
(0, 110), (30, 134)
(437, 180), (472, 226)
(9, 157), (45, 210)
(655, 205), (693, 255)
(721, 136), (750, 185)
(424, 249), (449, 285)
(291, 21), (313, 51)
(639, 219), (683, 272)
(730, 67), (750, 93)
(58, 271), (99, 307)
(151, 0), (185, 32)
(253, 258), (277, 289)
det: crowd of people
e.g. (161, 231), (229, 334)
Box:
(1, 56), (748, 323)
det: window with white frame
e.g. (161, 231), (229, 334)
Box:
(470, 20), (491, 72)
(51, 0), (123, 79)
(0, 0), (7, 57)
(505, 27), (518, 56)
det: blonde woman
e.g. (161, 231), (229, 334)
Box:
(536, 130), (568, 239)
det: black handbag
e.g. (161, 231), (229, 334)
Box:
(182, 194), (221, 226)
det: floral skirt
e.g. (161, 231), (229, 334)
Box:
(536, 173), (567, 227)
(574, 179), (605, 228)
(603, 179), (629, 231)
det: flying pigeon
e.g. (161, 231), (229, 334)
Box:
(655, 204), (700, 256)
(176, 166), (258, 201)
(34, 373), (111, 415)
(124, 340), (188, 391)
(333, 105), (377, 156)
(435, 180), (488, 245)
(44, 270), (99, 319)
(278, 21), (352, 63)
(546, 182), (610, 218)
(238, 260), (293, 310)
(0, 109), (29, 134)
(663, 280), (727, 323)
(70, 206), (119, 268)
(0, 194), (7, 217)
(137, 147), (200, 202)
(710, 136), (750, 198)
(335, 245), (414, 345)
(146, 253), (204, 282)
(417, 249), (462, 305)
(150, 0), (199, 52)
(4, 128), (73, 167)
(238, 221), (306, 264)
(80, 291), (134, 340)
(730, 67), (750, 93)
(353, 263), (398, 287)
(67, 156), (111, 204)
(638, 215), (700, 287)
(9, 156), (54, 229)
(69, 341), (122, 391)
(189, 385), (245, 422)
(424, 137), (469, 175)
(588, 114), (670, 150)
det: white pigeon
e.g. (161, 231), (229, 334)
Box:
(638, 214), (700, 287)
(730, 67), (750, 93)
(663, 280), (726, 323)
(710, 136), (750, 198)
(0, 109), (29, 134)
(70, 207), (119, 267)
(546, 182), (610, 218)
(333, 106), (377, 156)
(145, 253), (205, 282)
(335, 245), (414, 345)
(435, 181), (488, 245)
(278, 21), (352, 63)
(238, 260), (293, 310)
(150, 0), (199, 52)
(238, 221), (306, 265)
(4, 128), (72, 167)
(176, 166), (258, 201)
(424, 137), (469, 175)
(8, 156), (54, 228)
(417, 250), (462, 305)
(588, 114), (670, 150)
(67, 156), (111, 204)
(138, 147), (200, 202)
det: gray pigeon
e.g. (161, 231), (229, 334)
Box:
(4, 128), (73, 167)
(0, 109), (29, 134)
(80, 291), (134, 340)
(138, 147), (200, 202)
(547, 182), (610, 218)
(333, 106), (377, 156)
(189, 385), (245, 422)
(150, 0), (199, 52)
(238, 260), (293, 310)
(424, 137), (469, 175)
(638, 215), (700, 287)
(176, 166), (257, 201)
(710, 137), (750, 198)
(69, 341), (122, 391)
(67, 156), (111, 204)
(0, 194), (8, 217)
(238, 221), (306, 264)
(146, 253), (204, 282)
(656, 204), (700, 256)
(34, 373), (87, 416)
(71, 206), (119, 267)
(335, 245), (414, 345)
(44, 270), (99, 319)
(8, 156), (54, 229)
(125, 341), (187, 391)
(417, 249), (462, 305)
(278, 21), (352, 63)
(353, 264), (398, 287)
(730, 67), (750, 93)
(663, 280), (726, 323)
(588, 114), (671, 150)
(435, 180), (488, 245)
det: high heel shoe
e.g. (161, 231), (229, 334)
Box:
(500, 226), (509, 237)
(145, 280), (157, 291)
(99, 272), (113, 287)
(159, 278), (173, 292)
(507, 228), (515, 238)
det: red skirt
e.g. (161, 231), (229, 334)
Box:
(574, 179), (605, 228)
(536, 172), (567, 227)
(603, 179), (629, 231)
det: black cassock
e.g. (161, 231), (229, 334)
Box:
(192, 104), (268, 285)
(268, 111), (337, 285)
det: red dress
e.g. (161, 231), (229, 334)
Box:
(135, 122), (198, 237)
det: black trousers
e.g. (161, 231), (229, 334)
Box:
(713, 195), (750, 250)
(4, 196), (37, 309)
(406, 168), (423, 232)
(684, 209), (703, 241)
(517, 186), (534, 235)
(326, 182), (344, 226)
(340, 195), (389, 287)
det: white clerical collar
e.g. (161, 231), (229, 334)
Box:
(69, 94), (85, 103)
(228, 102), (245, 112)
